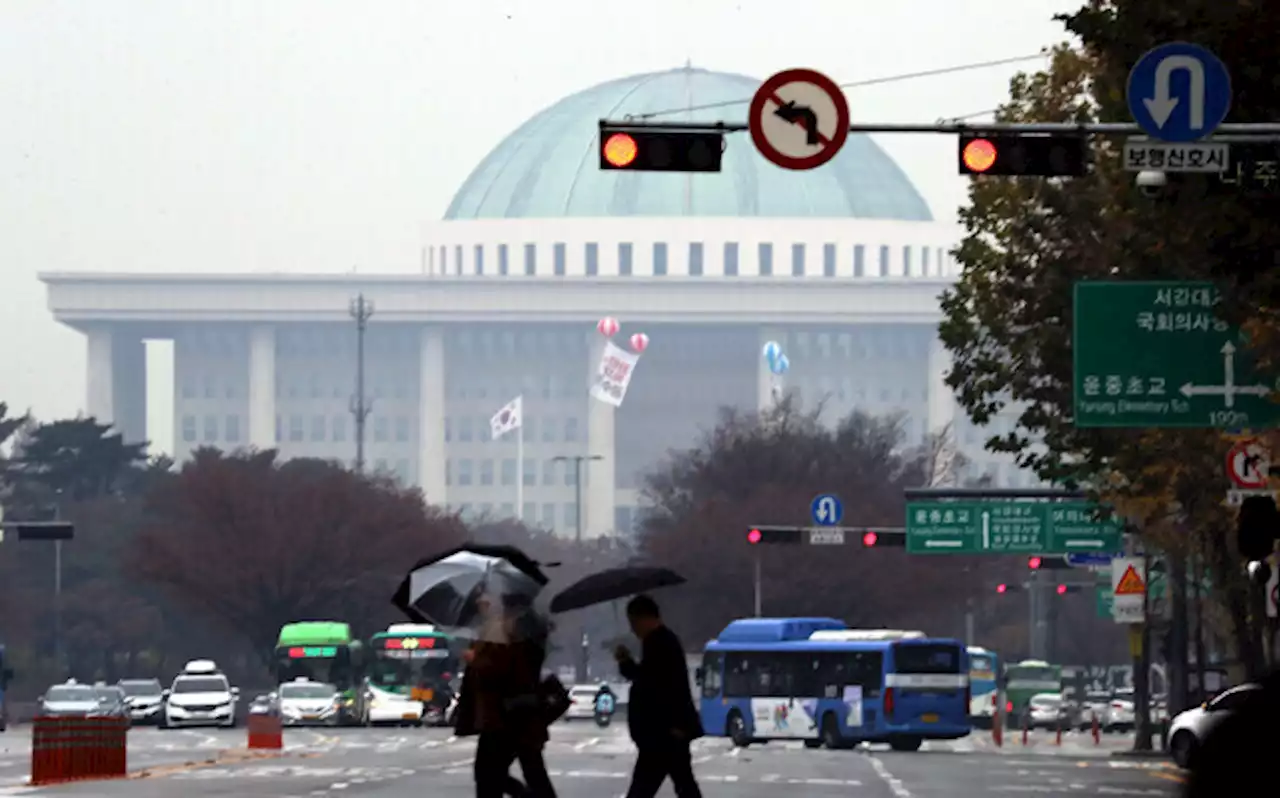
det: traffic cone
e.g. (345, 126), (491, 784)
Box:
(1055, 720), (1063, 746)
(1021, 716), (1029, 746)
(1092, 715), (1100, 745)
(993, 716), (1003, 747)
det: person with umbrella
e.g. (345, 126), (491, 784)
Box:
(454, 592), (558, 798)
(612, 594), (704, 798)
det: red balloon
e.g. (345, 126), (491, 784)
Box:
(596, 317), (619, 337)
(629, 332), (649, 353)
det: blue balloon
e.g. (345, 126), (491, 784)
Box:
(770, 354), (790, 375)
(762, 341), (782, 362)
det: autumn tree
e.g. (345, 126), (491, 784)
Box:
(131, 448), (467, 661)
(939, 2), (1280, 682)
(632, 398), (1055, 646)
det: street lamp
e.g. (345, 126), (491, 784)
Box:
(551, 455), (604, 544)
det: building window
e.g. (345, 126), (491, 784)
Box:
(225, 414), (241, 443)
(523, 458), (535, 486)
(480, 459), (494, 486)
(758, 243), (773, 276)
(879, 245), (890, 277)
(457, 459), (473, 486)
(789, 243), (804, 276)
(181, 378), (194, 399)
(328, 415), (343, 442)
(921, 246), (931, 276)
(542, 418), (557, 442)
(688, 242), (704, 276)
(445, 459), (452, 485)
(543, 459), (556, 486)
(275, 415), (282, 442)
(394, 416), (409, 442)
(618, 243), (633, 276)
(585, 242), (599, 276)
(563, 464), (576, 486)
(854, 245), (866, 277)
(499, 502), (514, 519)
(498, 244), (509, 276)
(524, 243), (537, 275)
(724, 242), (739, 276)
(289, 414), (304, 442)
(311, 415), (325, 442)
(459, 417), (473, 442)
(374, 458), (387, 474)
(903, 245), (912, 276)
(444, 417), (452, 442)
(474, 244), (484, 275)
(564, 503), (579, 530)
(823, 243), (836, 277)
(203, 376), (214, 398)
(615, 506), (634, 535)
(395, 459), (410, 484)
(455, 245), (463, 275)
(564, 417), (579, 442)
(653, 242), (668, 276)
(522, 417), (535, 442)
(540, 503), (555, 529)
(374, 416), (388, 442)
(553, 242), (566, 276)
(501, 458), (516, 486)
(202, 415), (217, 442)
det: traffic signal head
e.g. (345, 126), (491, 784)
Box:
(958, 133), (1088, 177)
(745, 526), (802, 545)
(862, 532), (877, 547)
(599, 127), (723, 172)
(1028, 556), (1042, 570)
(1237, 495), (1280, 561)
(860, 530), (905, 548)
(996, 583), (1008, 594)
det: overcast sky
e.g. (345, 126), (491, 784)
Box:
(0, 0), (1078, 455)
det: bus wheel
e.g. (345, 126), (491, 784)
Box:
(803, 738), (822, 749)
(821, 714), (851, 750)
(726, 711), (751, 747)
(889, 736), (922, 752)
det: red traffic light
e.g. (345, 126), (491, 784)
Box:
(1028, 556), (1042, 570)
(862, 532), (878, 547)
(996, 583), (1008, 593)
(602, 133), (639, 168)
(747, 528), (762, 544)
(1056, 584), (1068, 595)
(961, 137), (998, 172)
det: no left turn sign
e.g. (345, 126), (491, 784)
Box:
(1226, 438), (1270, 489)
(749, 68), (850, 171)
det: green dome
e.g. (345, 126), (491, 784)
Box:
(444, 66), (933, 221)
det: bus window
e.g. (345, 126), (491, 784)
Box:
(894, 643), (961, 674)
(700, 653), (723, 699)
(724, 653), (753, 697)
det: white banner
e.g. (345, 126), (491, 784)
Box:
(589, 341), (639, 407)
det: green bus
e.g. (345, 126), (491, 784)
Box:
(364, 624), (460, 726)
(275, 621), (365, 724)
(1003, 658), (1063, 725)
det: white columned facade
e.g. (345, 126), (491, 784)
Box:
(757, 326), (785, 412)
(247, 325), (276, 449)
(585, 333), (616, 539)
(926, 335), (957, 434)
(85, 326), (147, 445)
(418, 326), (447, 506)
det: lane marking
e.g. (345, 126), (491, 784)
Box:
(869, 756), (912, 798)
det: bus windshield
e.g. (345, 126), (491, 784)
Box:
(275, 646), (356, 690)
(969, 654), (995, 677)
(1007, 666), (1060, 683)
(367, 634), (457, 696)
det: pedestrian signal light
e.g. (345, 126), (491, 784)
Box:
(1056, 584), (1068, 595)
(744, 526), (803, 545)
(957, 132), (1088, 177)
(996, 583), (1008, 593)
(599, 126), (724, 172)
(1028, 556), (1042, 570)
(747, 528), (762, 544)
(862, 532), (878, 547)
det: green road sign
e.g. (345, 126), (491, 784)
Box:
(1073, 281), (1280, 429)
(1095, 572), (1113, 618)
(906, 501), (1123, 554)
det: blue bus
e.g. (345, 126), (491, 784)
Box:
(696, 618), (970, 752)
(966, 646), (999, 728)
(0, 644), (11, 731)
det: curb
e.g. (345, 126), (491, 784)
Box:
(130, 747), (291, 779)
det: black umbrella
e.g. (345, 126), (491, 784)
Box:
(548, 566), (685, 614)
(391, 544), (551, 635)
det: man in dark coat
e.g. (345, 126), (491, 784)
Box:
(613, 594), (703, 798)
(453, 594), (557, 797)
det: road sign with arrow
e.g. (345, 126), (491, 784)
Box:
(1073, 280), (1280, 429)
(1126, 42), (1232, 143)
(748, 68), (850, 170)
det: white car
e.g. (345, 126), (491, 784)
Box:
(363, 683), (424, 726)
(564, 685), (601, 720)
(1027, 692), (1068, 729)
(1167, 683), (1261, 768)
(1104, 689), (1135, 732)
(161, 660), (239, 729)
(278, 679), (342, 727)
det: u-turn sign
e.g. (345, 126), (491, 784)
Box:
(811, 494), (843, 526)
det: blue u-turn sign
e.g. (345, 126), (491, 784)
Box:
(1126, 42), (1232, 142)
(810, 494), (843, 526)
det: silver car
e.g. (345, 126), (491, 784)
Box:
(40, 684), (104, 717)
(119, 679), (165, 724)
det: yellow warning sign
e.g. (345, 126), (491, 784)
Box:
(1115, 565), (1146, 595)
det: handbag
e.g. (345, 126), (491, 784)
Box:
(538, 674), (571, 725)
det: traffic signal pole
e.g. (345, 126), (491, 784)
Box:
(602, 119), (1280, 136)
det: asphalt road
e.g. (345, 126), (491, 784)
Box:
(0, 724), (1182, 797)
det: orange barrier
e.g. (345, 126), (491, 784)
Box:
(1021, 716), (1029, 746)
(247, 713), (283, 749)
(29, 716), (128, 785)
(1092, 715), (1101, 745)
(1055, 720), (1063, 746)
(992, 714), (1003, 747)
